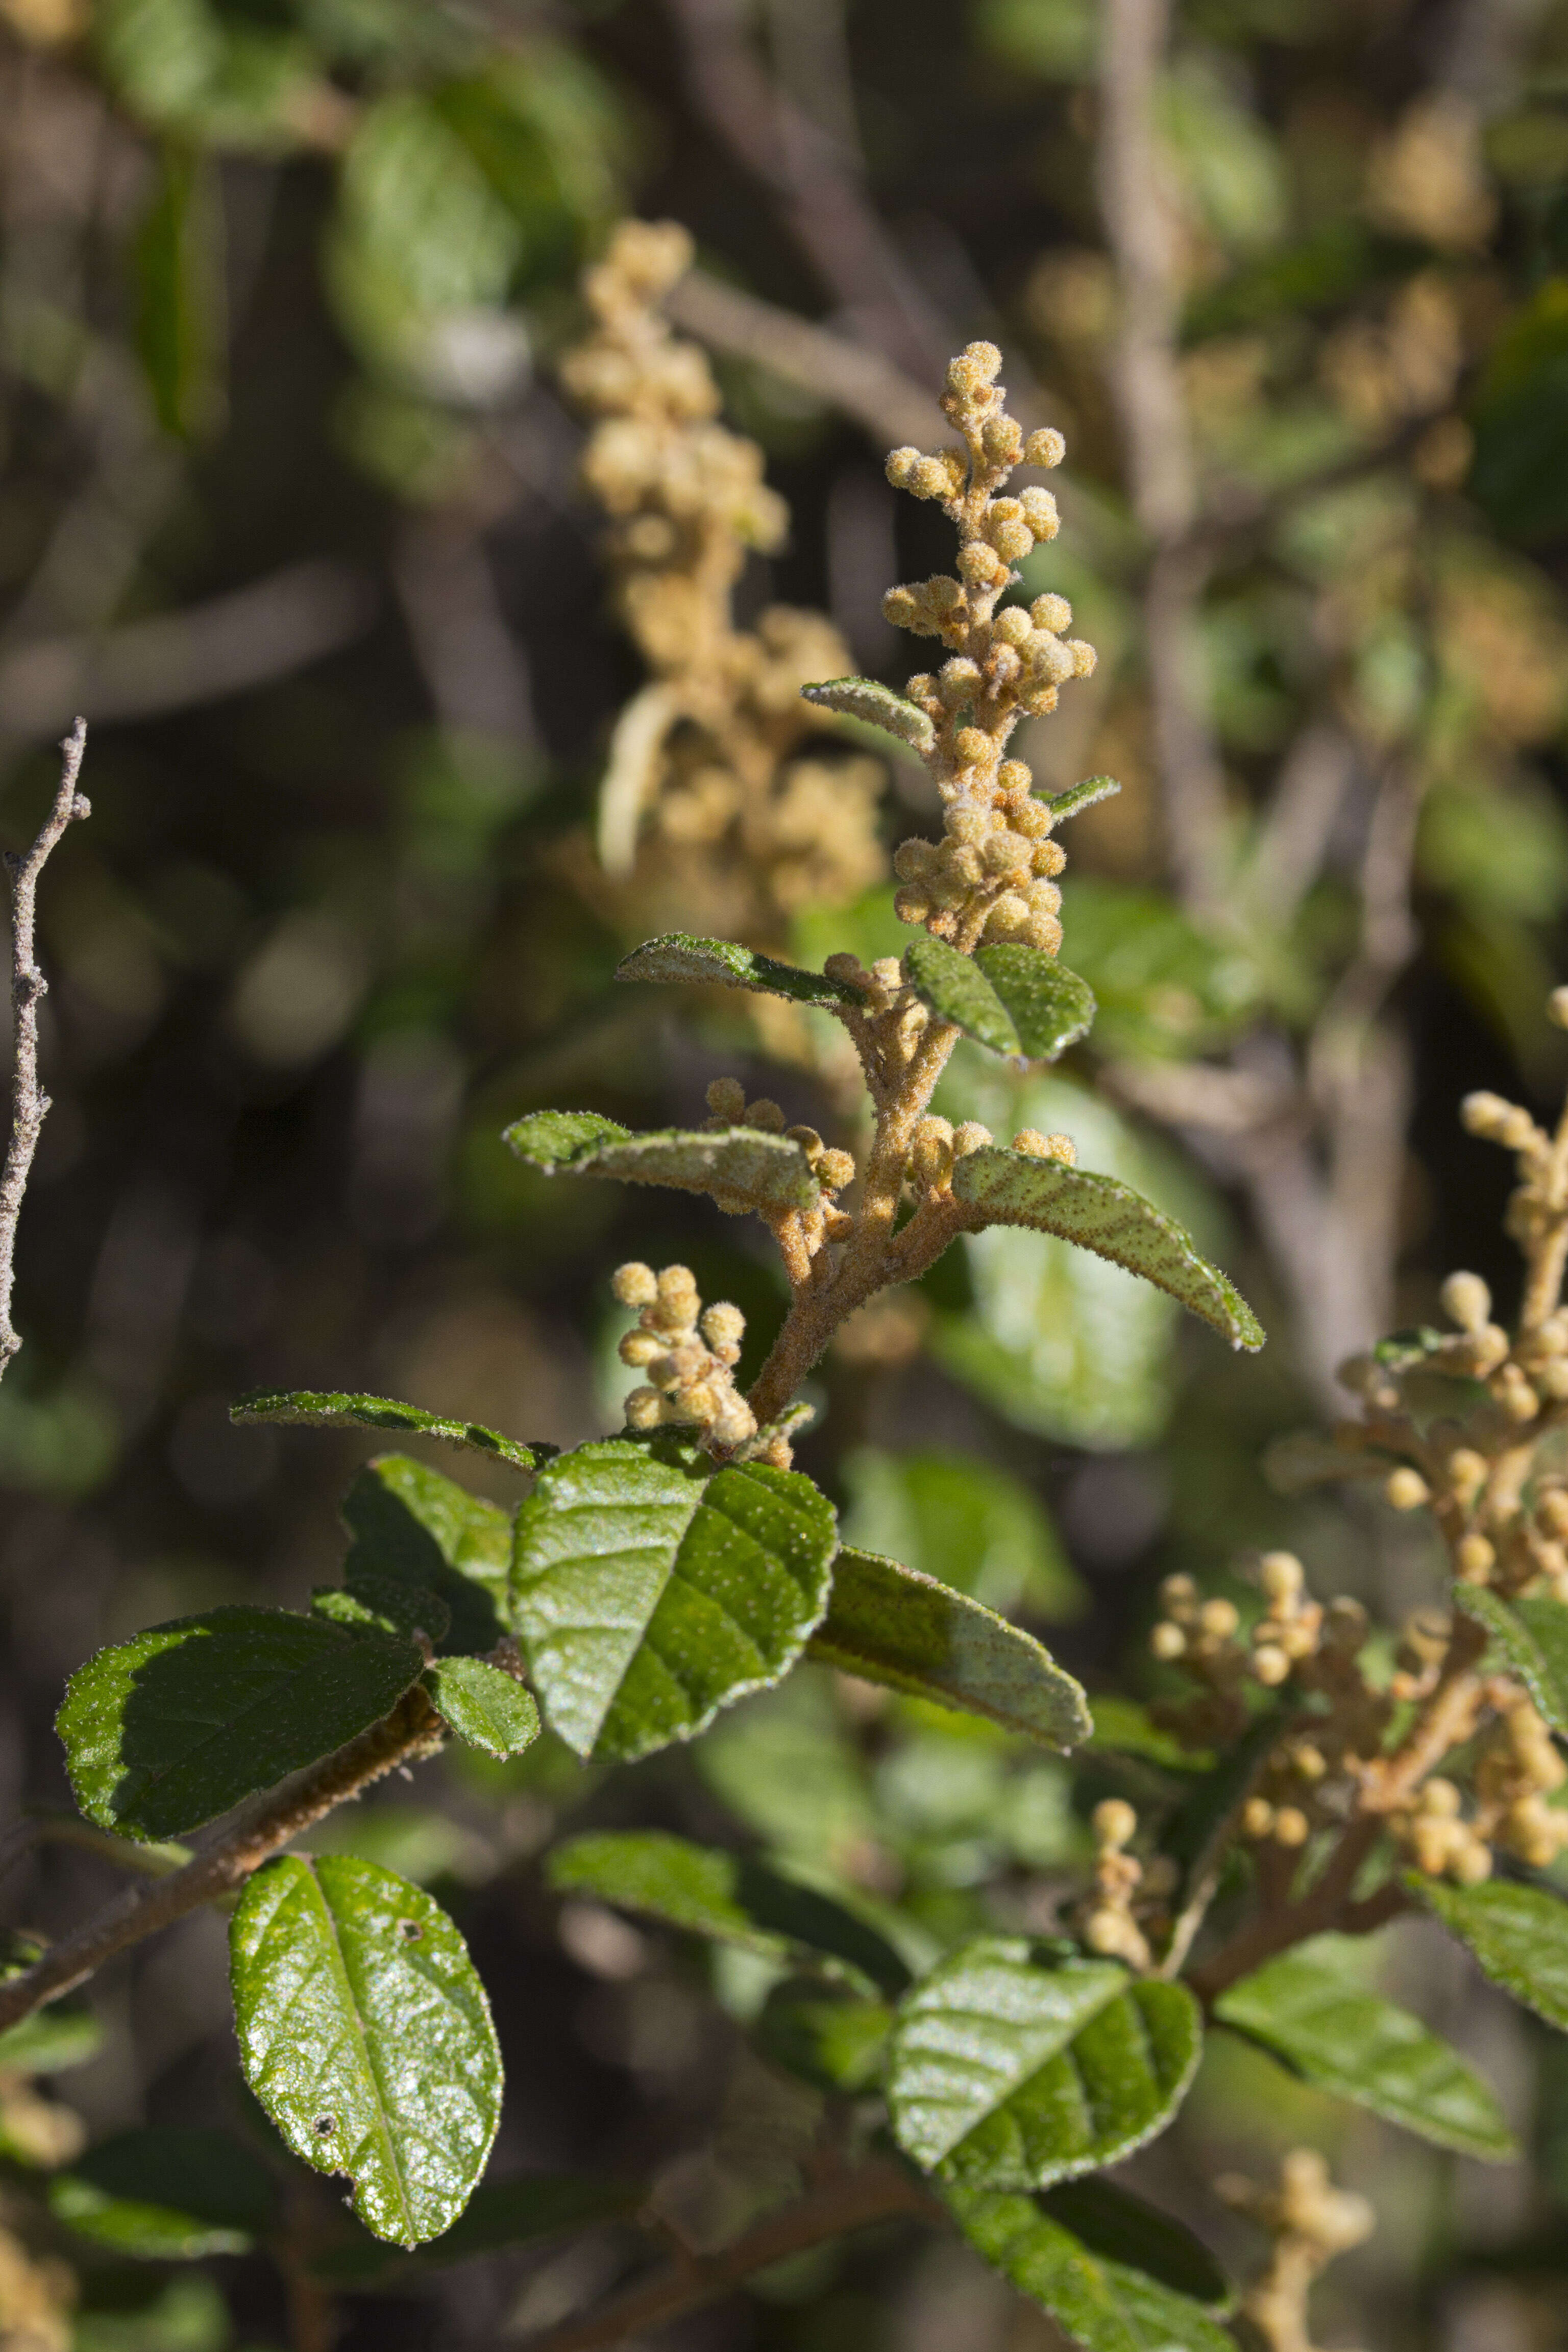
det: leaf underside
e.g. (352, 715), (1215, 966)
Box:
(904, 934), (1095, 1062)
(1045, 775), (1121, 823)
(510, 1436), (839, 1762)
(422, 1658), (541, 1758)
(57, 1607), (423, 1843)
(230, 1389), (550, 1474)
(1214, 1937), (1516, 2159)
(807, 1546), (1091, 1749)
(887, 1937), (1202, 2188)
(615, 933), (859, 1007)
(1455, 1583), (1568, 1732)
(505, 1115), (821, 1214)
(799, 675), (938, 754)
(230, 1854), (503, 2248)
(949, 2186), (1235, 2352)
(952, 1146), (1264, 1352)
(547, 1829), (910, 1995)
(1413, 1874), (1568, 2031)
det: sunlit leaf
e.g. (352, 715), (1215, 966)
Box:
(232, 1388), (551, 1475)
(949, 2186), (1235, 2352)
(904, 936), (1095, 1061)
(422, 1658), (541, 1758)
(313, 1572), (451, 1647)
(505, 1115), (820, 1213)
(615, 933), (858, 1007)
(799, 676), (937, 753)
(1413, 1875), (1568, 2031)
(1454, 1584), (1568, 1732)
(230, 1854), (502, 2248)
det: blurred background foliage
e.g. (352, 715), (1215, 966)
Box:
(0, 0), (1567, 2343)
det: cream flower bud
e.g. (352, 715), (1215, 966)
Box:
(911, 455), (952, 499)
(705, 1076), (746, 1122)
(885, 446), (921, 487)
(1440, 1270), (1491, 1332)
(1030, 592), (1072, 632)
(1385, 1467), (1430, 1510)
(1023, 426), (1066, 467)
(1549, 985), (1568, 1030)
(700, 1302), (745, 1352)
(817, 1148), (856, 1193)
(1273, 1807), (1310, 1847)
(1019, 486), (1059, 540)
(625, 1386), (663, 1429)
(1066, 639), (1097, 677)
(744, 1098), (786, 1133)
(1150, 1621), (1186, 1660)
(612, 1261), (659, 1308)
(992, 606), (1033, 646)
(619, 1331), (664, 1367)
(1259, 1551), (1304, 1604)
(938, 658), (983, 706)
(952, 1121), (993, 1155)
(1093, 1798), (1137, 1848)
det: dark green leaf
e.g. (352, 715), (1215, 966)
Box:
(1214, 1935), (1516, 2158)
(1413, 1875), (1568, 2031)
(615, 934), (859, 1007)
(1043, 775), (1122, 823)
(1469, 278), (1568, 544)
(230, 1854), (503, 2248)
(842, 1446), (1084, 1620)
(1040, 2179), (1232, 2313)
(799, 676), (937, 753)
(422, 1658), (540, 1758)
(807, 1547), (1092, 1749)
(887, 1937), (1201, 2186)
(307, 2172), (644, 2286)
(57, 1607), (423, 1843)
(506, 1118), (820, 1214)
(0, 2004), (102, 2076)
(231, 1388), (551, 1475)
(1084, 1698), (1212, 1773)
(50, 2128), (277, 2262)
(134, 141), (224, 440)
(313, 1572), (451, 1647)
(755, 1980), (893, 2093)
(949, 2186), (1235, 2352)
(1454, 1584), (1568, 1732)
(975, 946), (1097, 1061)
(547, 1830), (910, 1994)
(952, 1146), (1264, 1351)
(343, 1455), (513, 1656)
(511, 1437), (838, 1763)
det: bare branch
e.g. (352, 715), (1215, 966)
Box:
(0, 717), (89, 1382)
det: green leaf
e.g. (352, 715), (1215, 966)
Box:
(1454, 1584), (1568, 1732)
(904, 936), (1095, 1062)
(1412, 1875), (1568, 2031)
(422, 1658), (541, 1758)
(50, 2128), (277, 2262)
(231, 1388), (551, 1475)
(308, 2173), (645, 2287)
(799, 676), (937, 754)
(1214, 1935), (1517, 2158)
(57, 1608), (423, 1843)
(886, 1937), (1201, 2186)
(1164, 1709), (1285, 1907)
(511, 1437), (839, 1762)
(1469, 277), (1568, 545)
(313, 1572), (451, 1646)
(505, 1118), (820, 1214)
(547, 1829), (910, 1994)
(1039, 2179), (1232, 2313)
(755, 1981), (893, 2092)
(0, 2005), (102, 2076)
(953, 1145), (1263, 1351)
(842, 1447), (1084, 1619)
(134, 141), (224, 440)
(949, 2186), (1235, 2352)
(1044, 775), (1122, 823)
(230, 1854), (503, 2248)
(497, 1109), (630, 1169)
(807, 1548), (1091, 1750)
(1059, 876), (1258, 1061)
(343, 1455), (513, 1656)
(615, 933), (859, 1007)
(1085, 1698), (1212, 1774)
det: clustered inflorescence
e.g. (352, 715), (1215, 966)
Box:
(1219, 2151), (1375, 2352)
(562, 221), (884, 937)
(613, 1260), (756, 1454)
(880, 344), (1096, 957)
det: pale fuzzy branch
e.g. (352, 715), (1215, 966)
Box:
(597, 683), (682, 880)
(522, 2163), (940, 2352)
(0, 1684), (442, 2036)
(1, 717), (89, 1382)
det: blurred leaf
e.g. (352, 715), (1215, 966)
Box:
(807, 1547), (1092, 1750)
(615, 933), (858, 1007)
(504, 1115), (821, 1214)
(973, 0), (1097, 79)
(1059, 878), (1258, 1061)
(1164, 1710), (1286, 1907)
(50, 2128), (277, 2261)
(1470, 278), (1568, 544)
(97, 0), (316, 146)
(1455, 1585), (1568, 1732)
(548, 1830), (910, 1993)
(342, 1455), (512, 1656)
(74, 2271), (231, 2352)
(887, 1938), (1201, 2186)
(233, 1387), (552, 1475)
(134, 142), (224, 439)
(904, 937), (1096, 1062)
(1160, 56), (1286, 254)
(953, 1145), (1263, 1350)
(755, 1980), (893, 2092)
(230, 1854), (502, 2248)
(696, 1671), (876, 1868)
(510, 1436), (838, 1762)
(422, 1658), (540, 1758)
(57, 1607), (423, 1841)
(1085, 1698), (1212, 1772)
(0, 1370), (119, 1499)
(433, 46), (622, 287)
(0, 2004), (102, 2075)
(841, 1447), (1083, 1619)
(949, 2187), (1235, 2352)
(1414, 1876), (1568, 2030)
(1214, 1936), (1517, 2158)
(1420, 779), (1568, 923)
(308, 2169), (643, 2284)
(1039, 2178), (1232, 2312)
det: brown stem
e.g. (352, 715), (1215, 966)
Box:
(1189, 1815), (1384, 2003)
(1, 717), (88, 1381)
(521, 2162), (939, 2352)
(0, 1685), (442, 2035)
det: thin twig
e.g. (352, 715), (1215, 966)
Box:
(1, 717), (88, 1382)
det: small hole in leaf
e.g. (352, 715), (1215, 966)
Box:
(398, 1918), (422, 1941)
(315, 2117), (335, 2137)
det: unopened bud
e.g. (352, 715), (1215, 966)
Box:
(1093, 1798), (1137, 1848)
(612, 1261), (658, 1308)
(705, 1076), (747, 1122)
(1273, 1807), (1310, 1848)
(1259, 1551), (1304, 1605)
(1385, 1467), (1430, 1511)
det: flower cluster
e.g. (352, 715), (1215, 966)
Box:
(561, 222), (884, 941)
(879, 343), (1097, 957)
(614, 1261), (755, 1453)
(1219, 2150), (1374, 2352)
(1076, 1798), (1164, 1970)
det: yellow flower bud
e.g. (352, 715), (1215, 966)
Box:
(1024, 426), (1066, 467)
(612, 1261), (658, 1308)
(1385, 1467), (1430, 1511)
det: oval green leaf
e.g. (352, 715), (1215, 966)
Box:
(952, 1146), (1264, 1351)
(507, 1121), (820, 1215)
(343, 1455), (512, 1656)
(500, 1110), (631, 1169)
(422, 1658), (541, 1758)
(615, 934), (859, 1007)
(800, 675), (937, 753)
(230, 1854), (502, 2248)
(1454, 1584), (1568, 1732)
(1413, 1875), (1568, 2031)
(887, 1938), (1201, 2187)
(949, 2186), (1235, 2352)
(975, 946), (1096, 1061)
(50, 2128), (277, 2262)
(229, 1389), (550, 1475)
(57, 1608), (424, 1843)
(905, 935), (1023, 1056)
(1214, 1935), (1516, 2159)
(511, 1437), (839, 1762)
(807, 1547), (1091, 1750)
